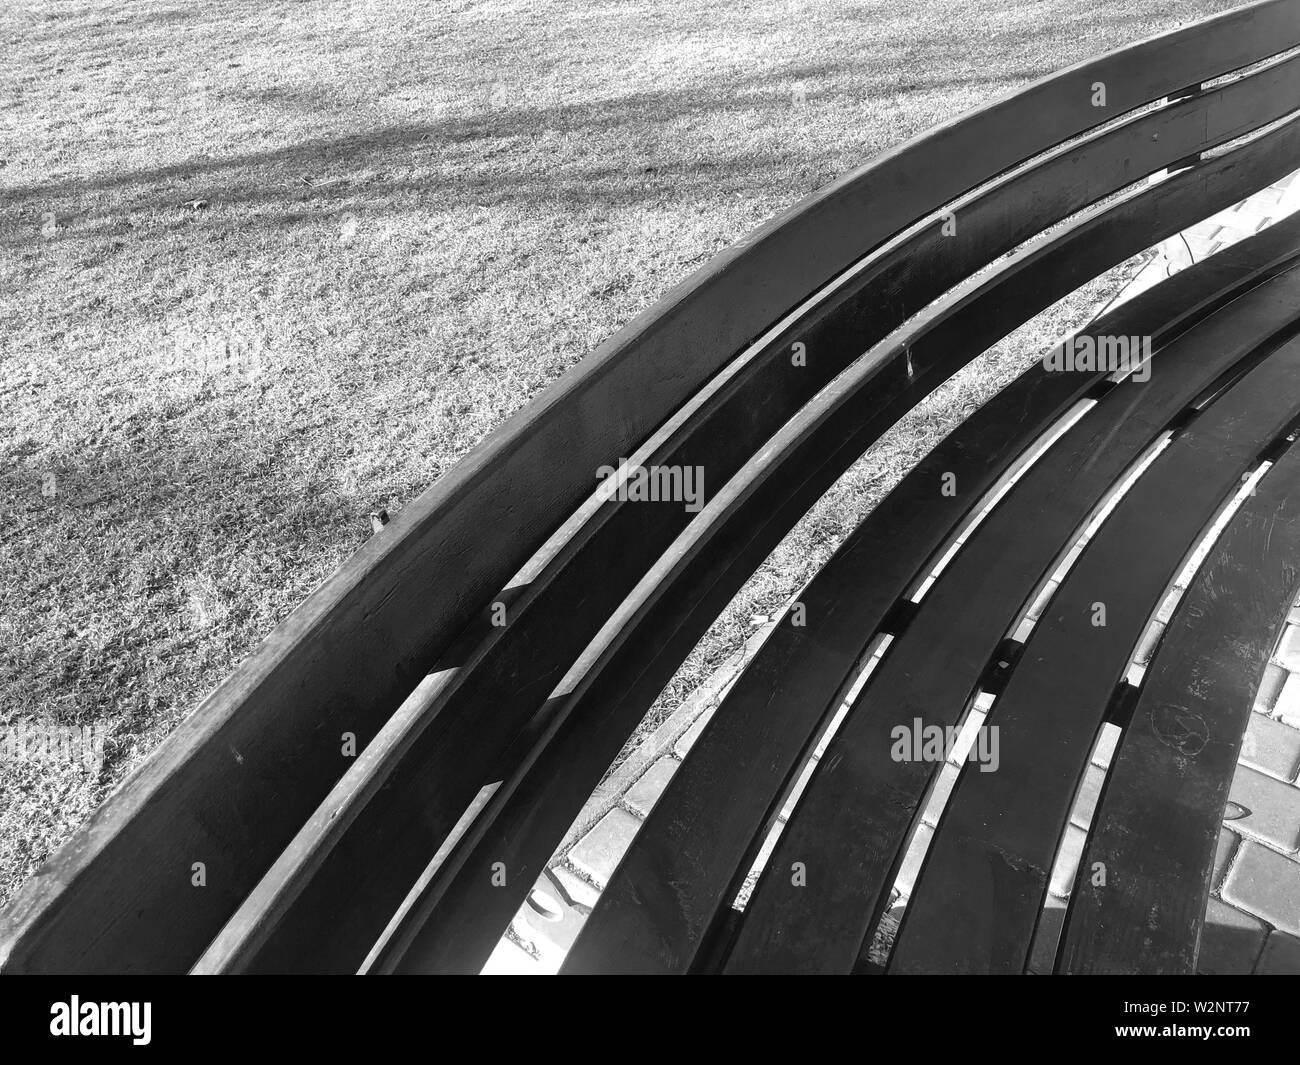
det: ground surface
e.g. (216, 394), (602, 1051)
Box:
(0, 0), (1243, 904)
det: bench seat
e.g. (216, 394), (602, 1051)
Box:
(5, 0), (1300, 976)
(566, 218), (1300, 974)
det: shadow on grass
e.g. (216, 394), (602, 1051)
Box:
(2, 54), (1056, 236)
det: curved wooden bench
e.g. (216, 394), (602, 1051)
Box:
(4, 0), (1300, 975)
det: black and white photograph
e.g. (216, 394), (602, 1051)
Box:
(2, 0), (1299, 1040)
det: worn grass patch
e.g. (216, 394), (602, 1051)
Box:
(0, 0), (1240, 904)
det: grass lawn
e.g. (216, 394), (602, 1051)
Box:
(0, 0), (1244, 905)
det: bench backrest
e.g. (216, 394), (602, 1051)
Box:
(5, 0), (1300, 973)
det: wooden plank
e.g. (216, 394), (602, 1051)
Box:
(368, 121), (1300, 975)
(887, 331), (1300, 975)
(1057, 447), (1300, 974)
(560, 218), (1300, 975)
(7, 2), (1299, 976)
(722, 268), (1300, 975)
(185, 42), (1300, 975)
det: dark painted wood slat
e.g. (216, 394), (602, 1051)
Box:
(191, 53), (1300, 977)
(887, 332), (1300, 975)
(192, 57), (1300, 975)
(721, 272), (1300, 975)
(369, 123), (1300, 975)
(7, 3), (1300, 976)
(1057, 447), (1300, 974)
(560, 218), (1300, 975)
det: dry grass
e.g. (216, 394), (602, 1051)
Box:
(0, 0), (1243, 905)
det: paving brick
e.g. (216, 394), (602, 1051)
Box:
(1255, 662), (1290, 716)
(1277, 671), (1300, 728)
(1188, 209), (1223, 245)
(1228, 764), (1300, 851)
(1091, 722), (1122, 769)
(744, 815), (785, 892)
(812, 698), (853, 756)
(481, 935), (542, 975)
(1274, 624), (1300, 672)
(1221, 843), (1300, 936)
(1197, 899), (1267, 974)
(1212, 828), (1239, 891)
(1229, 198), (1282, 226)
(1070, 763), (1107, 830)
(894, 823), (934, 899)
(673, 712), (711, 758)
(1155, 589), (1182, 626)
(1060, 541), (1085, 572)
(1199, 221), (1254, 247)
(1256, 930), (1300, 974)
(552, 864), (601, 910)
(1131, 620), (1165, 667)
(1049, 823), (1088, 898)
(1246, 186), (1286, 210)
(516, 878), (586, 960)
(1183, 220), (1226, 245)
(947, 706), (987, 767)
(1026, 580), (1059, 623)
(1240, 713), (1300, 782)
(921, 762), (960, 827)
(567, 807), (642, 889)
(622, 756), (679, 818)
(780, 756), (819, 821)
(1158, 238), (1195, 273)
